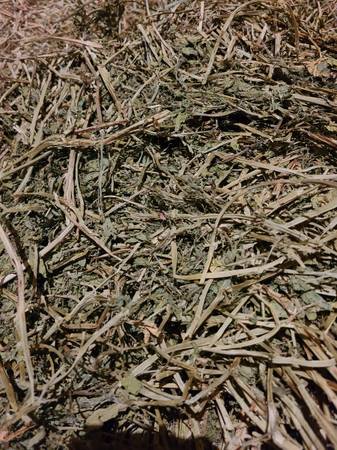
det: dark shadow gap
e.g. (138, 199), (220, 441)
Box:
(68, 429), (215, 450)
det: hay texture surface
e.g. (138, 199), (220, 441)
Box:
(1, 1), (337, 449)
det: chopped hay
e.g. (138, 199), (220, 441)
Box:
(1, 1), (337, 449)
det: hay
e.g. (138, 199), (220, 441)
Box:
(1, 0), (337, 448)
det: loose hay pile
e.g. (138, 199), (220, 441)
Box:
(1, 1), (337, 448)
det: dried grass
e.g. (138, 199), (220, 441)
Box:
(1, 0), (337, 449)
